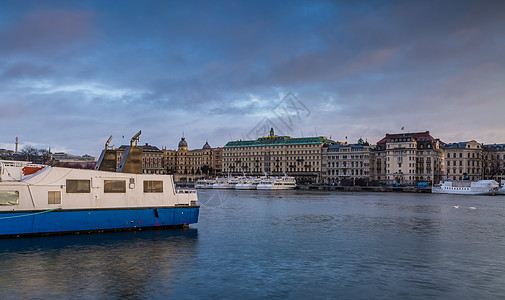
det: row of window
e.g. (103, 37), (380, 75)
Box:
(0, 180), (165, 206)
(227, 144), (321, 151)
(66, 179), (164, 193)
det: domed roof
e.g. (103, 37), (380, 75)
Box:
(203, 141), (211, 150)
(178, 137), (188, 148)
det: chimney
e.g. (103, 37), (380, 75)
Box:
(15, 137), (18, 154)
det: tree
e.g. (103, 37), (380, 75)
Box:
(20, 145), (39, 162)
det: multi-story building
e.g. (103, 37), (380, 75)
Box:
(482, 143), (505, 182)
(443, 141), (483, 181)
(163, 137), (215, 182)
(321, 138), (373, 185)
(223, 128), (336, 183)
(375, 131), (444, 185)
(176, 138), (213, 177)
(117, 143), (165, 174)
(212, 147), (223, 175)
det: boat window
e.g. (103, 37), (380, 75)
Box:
(104, 180), (127, 193)
(66, 180), (91, 193)
(48, 191), (61, 204)
(144, 180), (163, 193)
(0, 191), (19, 205)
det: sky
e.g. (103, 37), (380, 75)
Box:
(1, 0), (504, 156)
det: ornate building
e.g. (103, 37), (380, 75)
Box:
(164, 137), (215, 182)
(375, 131), (444, 185)
(321, 139), (373, 185)
(443, 141), (483, 181)
(223, 128), (336, 183)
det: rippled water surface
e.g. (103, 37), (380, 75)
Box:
(1, 190), (505, 299)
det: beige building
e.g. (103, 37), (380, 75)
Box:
(164, 137), (215, 182)
(443, 141), (483, 181)
(321, 139), (373, 185)
(375, 131), (444, 185)
(223, 128), (335, 183)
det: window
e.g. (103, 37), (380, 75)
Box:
(48, 191), (61, 204)
(144, 180), (163, 193)
(104, 180), (126, 193)
(66, 180), (91, 193)
(0, 191), (19, 205)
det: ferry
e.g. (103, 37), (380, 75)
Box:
(432, 180), (499, 195)
(235, 177), (261, 190)
(0, 133), (199, 237)
(256, 176), (297, 190)
(195, 179), (215, 189)
(497, 183), (505, 195)
(212, 177), (239, 189)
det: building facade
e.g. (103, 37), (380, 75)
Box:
(321, 139), (373, 185)
(375, 131), (444, 185)
(163, 137), (217, 182)
(223, 128), (335, 183)
(443, 141), (483, 181)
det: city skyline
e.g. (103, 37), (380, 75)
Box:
(1, 0), (504, 156)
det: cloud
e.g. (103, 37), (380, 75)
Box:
(0, 0), (504, 155)
(0, 9), (96, 55)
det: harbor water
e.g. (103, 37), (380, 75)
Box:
(1, 190), (505, 299)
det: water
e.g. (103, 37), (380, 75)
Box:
(1, 190), (505, 299)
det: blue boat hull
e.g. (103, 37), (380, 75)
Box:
(0, 206), (199, 237)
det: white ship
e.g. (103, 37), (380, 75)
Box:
(497, 183), (505, 195)
(212, 177), (237, 189)
(0, 132), (199, 237)
(235, 177), (261, 190)
(195, 179), (215, 189)
(432, 180), (499, 195)
(256, 176), (296, 190)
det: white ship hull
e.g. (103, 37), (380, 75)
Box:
(257, 177), (296, 190)
(432, 180), (499, 195)
(235, 183), (257, 190)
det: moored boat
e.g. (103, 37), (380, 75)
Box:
(195, 179), (215, 189)
(257, 176), (296, 190)
(0, 133), (199, 237)
(432, 180), (499, 195)
(235, 177), (260, 190)
(497, 183), (505, 195)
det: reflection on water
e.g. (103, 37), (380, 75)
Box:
(0, 229), (198, 299)
(1, 191), (505, 299)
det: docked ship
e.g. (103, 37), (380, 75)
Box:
(195, 179), (215, 189)
(256, 176), (297, 190)
(235, 177), (261, 190)
(497, 183), (505, 195)
(432, 180), (499, 195)
(0, 132), (199, 237)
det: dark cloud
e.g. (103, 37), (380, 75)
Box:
(0, 0), (504, 155)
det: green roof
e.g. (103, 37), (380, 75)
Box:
(224, 136), (335, 148)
